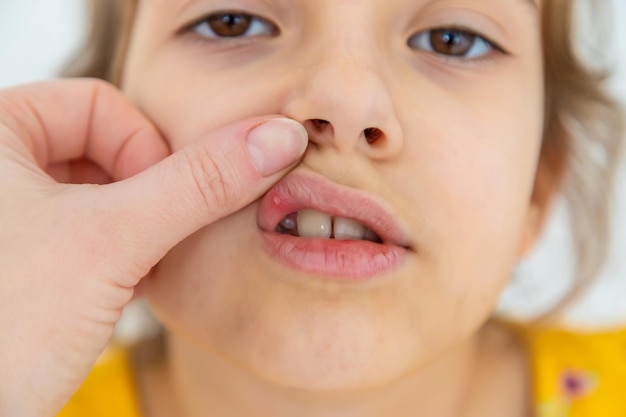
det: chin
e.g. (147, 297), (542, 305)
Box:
(201, 272), (430, 392)
(221, 318), (424, 392)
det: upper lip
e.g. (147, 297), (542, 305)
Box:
(258, 170), (413, 249)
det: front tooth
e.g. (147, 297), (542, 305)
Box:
(333, 217), (367, 240)
(297, 210), (332, 238)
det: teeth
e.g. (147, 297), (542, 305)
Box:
(277, 210), (383, 243)
(297, 210), (332, 239)
(334, 217), (367, 240)
(279, 214), (297, 231)
(364, 228), (383, 244)
(276, 213), (298, 236)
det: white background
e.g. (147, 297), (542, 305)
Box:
(1, 0), (625, 329)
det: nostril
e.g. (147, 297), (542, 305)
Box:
(311, 119), (331, 132)
(363, 127), (383, 145)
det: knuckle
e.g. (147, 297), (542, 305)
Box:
(80, 77), (115, 92)
(182, 146), (244, 211)
(87, 79), (120, 105)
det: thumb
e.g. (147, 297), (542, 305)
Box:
(90, 117), (307, 283)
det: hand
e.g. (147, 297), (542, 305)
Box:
(0, 79), (307, 417)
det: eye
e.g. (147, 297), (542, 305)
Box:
(191, 12), (278, 39)
(408, 28), (501, 59)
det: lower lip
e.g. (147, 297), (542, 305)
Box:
(261, 232), (407, 280)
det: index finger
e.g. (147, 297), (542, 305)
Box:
(0, 78), (169, 180)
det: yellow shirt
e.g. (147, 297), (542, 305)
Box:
(57, 347), (142, 417)
(523, 326), (626, 417)
(57, 327), (626, 417)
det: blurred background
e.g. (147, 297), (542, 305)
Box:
(1, 0), (625, 333)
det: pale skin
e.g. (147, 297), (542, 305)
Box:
(0, 0), (552, 416)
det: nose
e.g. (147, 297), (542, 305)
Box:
(282, 57), (404, 160)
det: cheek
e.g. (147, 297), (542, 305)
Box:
(124, 49), (284, 150)
(142, 207), (263, 339)
(395, 89), (543, 310)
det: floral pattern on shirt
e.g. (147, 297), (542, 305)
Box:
(537, 369), (598, 417)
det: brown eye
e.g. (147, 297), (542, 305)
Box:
(408, 28), (496, 59)
(207, 13), (252, 37)
(429, 29), (476, 56)
(192, 12), (277, 39)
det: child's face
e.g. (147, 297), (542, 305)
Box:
(123, 0), (544, 388)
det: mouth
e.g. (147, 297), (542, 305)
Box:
(257, 171), (412, 280)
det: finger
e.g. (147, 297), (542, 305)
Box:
(0, 78), (169, 180)
(75, 116), (308, 285)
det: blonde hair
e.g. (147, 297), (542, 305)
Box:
(65, 0), (625, 322)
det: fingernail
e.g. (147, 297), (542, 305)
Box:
(247, 118), (308, 176)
